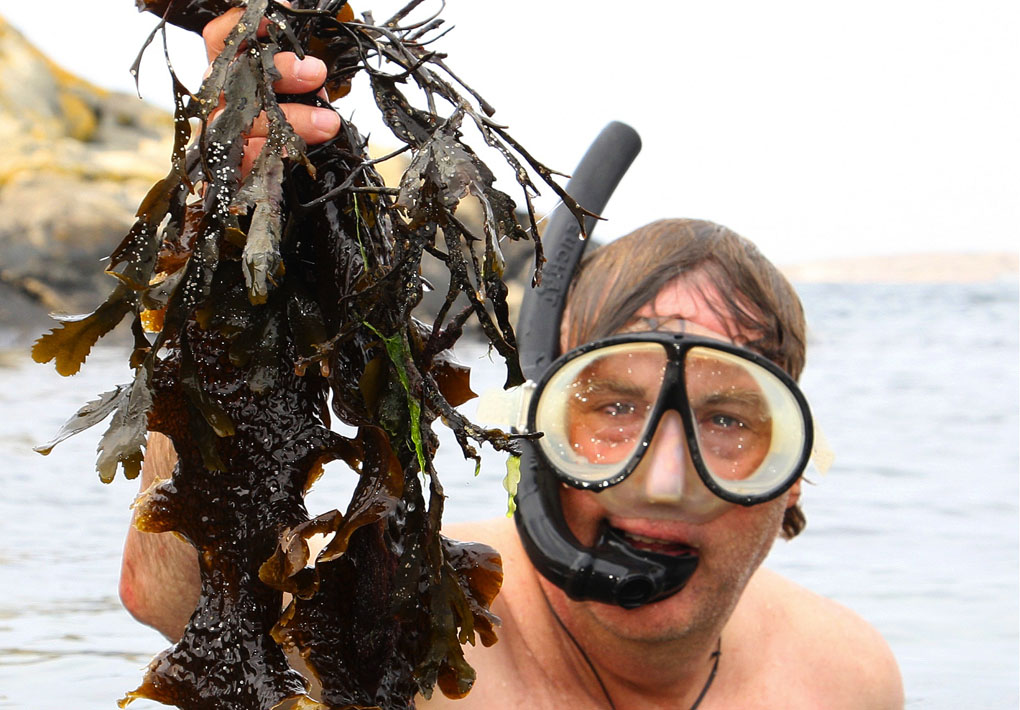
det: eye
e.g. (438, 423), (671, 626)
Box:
(599, 401), (638, 417)
(708, 413), (747, 430)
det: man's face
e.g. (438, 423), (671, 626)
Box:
(551, 272), (801, 641)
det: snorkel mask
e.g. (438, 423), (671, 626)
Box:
(500, 123), (823, 609)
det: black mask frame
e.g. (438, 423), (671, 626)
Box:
(524, 331), (814, 506)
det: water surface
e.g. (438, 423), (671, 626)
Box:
(1, 281), (1016, 708)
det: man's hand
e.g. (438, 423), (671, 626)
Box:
(202, 5), (342, 176)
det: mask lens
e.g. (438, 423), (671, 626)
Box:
(535, 343), (667, 484)
(685, 347), (807, 496)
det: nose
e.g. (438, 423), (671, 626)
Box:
(633, 410), (692, 502)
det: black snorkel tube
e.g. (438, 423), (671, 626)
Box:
(513, 122), (698, 609)
(516, 121), (639, 374)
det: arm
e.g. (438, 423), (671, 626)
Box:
(118, 5), (341, 642)
(119, 433), (199, 641)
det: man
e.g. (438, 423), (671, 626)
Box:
(119, 9), (904, 708)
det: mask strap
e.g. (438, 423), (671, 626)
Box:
(809, 420), (835, 476)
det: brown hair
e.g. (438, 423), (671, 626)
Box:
(563, 218), (807, 539)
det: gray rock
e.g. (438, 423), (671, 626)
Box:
(0, 14), (173, 338)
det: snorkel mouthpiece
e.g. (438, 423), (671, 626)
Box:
(515, 446), (699, 608)
(593, 522), (699, 608)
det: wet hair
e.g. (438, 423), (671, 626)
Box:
(563, 218), (808, 539)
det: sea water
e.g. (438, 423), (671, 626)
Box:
(1, 280), (1017, 709)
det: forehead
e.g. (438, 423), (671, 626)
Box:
(627, 273), (753, 343)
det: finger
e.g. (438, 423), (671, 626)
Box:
(202, 8), (245, 62)
(206, 92), (228, 126)
(272, 53), (328, 95)
(203, 1), (293, 62)
(241, 137), (267, 179)
(207, 50), (329, 97)
(246, 104), (341, 144)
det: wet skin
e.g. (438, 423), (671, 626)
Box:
(548, 272), (802, 659)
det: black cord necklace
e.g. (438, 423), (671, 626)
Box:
(544, 595), (722, 710)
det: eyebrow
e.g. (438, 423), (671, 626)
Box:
(690, 391), (768, 410)
(570, 377), (650, 400)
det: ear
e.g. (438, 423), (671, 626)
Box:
(785, 478), (802, 509)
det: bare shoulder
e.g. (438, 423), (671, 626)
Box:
(737, 567), (905, 709)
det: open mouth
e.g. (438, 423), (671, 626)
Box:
(608, 524), (697, 557)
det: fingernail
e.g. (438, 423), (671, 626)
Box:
(295, 56), (325, 81)
(312, 109), (340, 134)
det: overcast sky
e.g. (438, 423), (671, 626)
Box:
(4, 1), (1018, 264)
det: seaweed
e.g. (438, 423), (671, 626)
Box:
(32, 1), (589, 708)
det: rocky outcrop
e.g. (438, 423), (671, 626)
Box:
(0, 14), (174, 342)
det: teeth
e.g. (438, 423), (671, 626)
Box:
(623, 531), (684, 546)
(625, 532), (662, 543)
